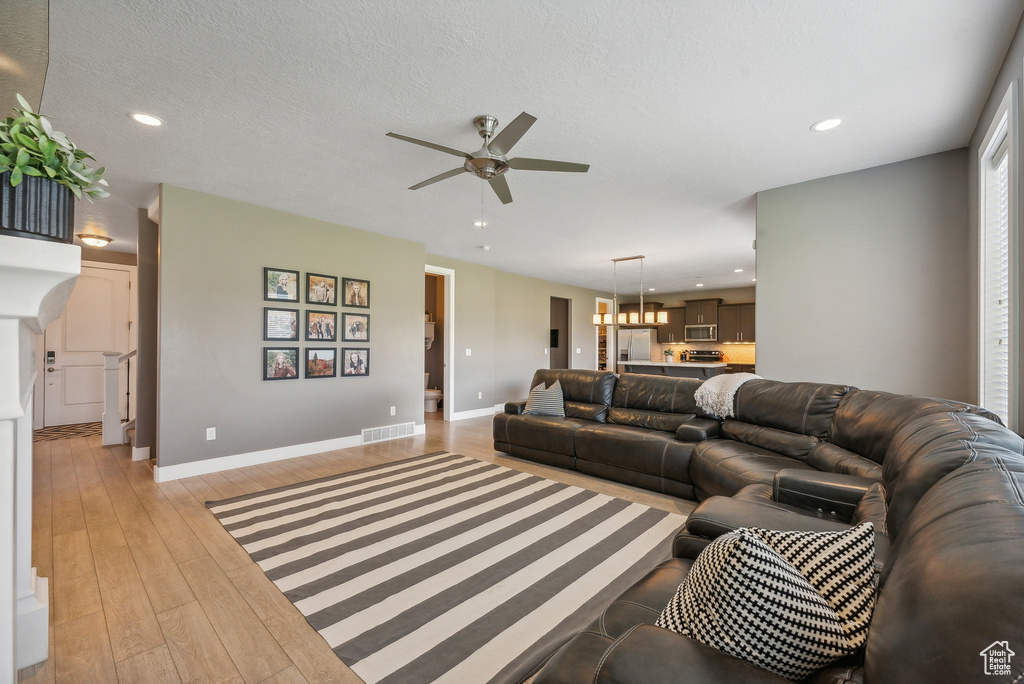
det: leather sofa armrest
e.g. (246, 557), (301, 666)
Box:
(596, 625), (794, 684)
(504, 401), (526, 415)
(678, 496), (852, 557)
(772, 469), (876, 522)
(676, 417), (720, 442)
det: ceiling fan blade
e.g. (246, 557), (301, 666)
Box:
(386, 132), (471, 159)
(489, 175), (513, 204)
(487, 112), (537, 156)
(409, 168), (466, 190)
(507, 157), (590, 173)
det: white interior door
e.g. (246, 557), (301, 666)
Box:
(43, 265), (131, 426)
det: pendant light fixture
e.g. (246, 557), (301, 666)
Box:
(593, 255), (667, 326)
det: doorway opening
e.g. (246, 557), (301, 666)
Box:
(595, 296), (612, 370)
(550, 296), (571, 369)
(425, 264), (455, 424)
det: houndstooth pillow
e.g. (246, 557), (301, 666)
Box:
(656, 523), (876, 680)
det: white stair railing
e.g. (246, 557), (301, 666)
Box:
(101, 349), (136, 446)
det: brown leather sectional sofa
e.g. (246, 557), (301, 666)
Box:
(493, 369), (1024, 683)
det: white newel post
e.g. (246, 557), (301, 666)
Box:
(0, 235), (80, 677)
(101, 352), (123, 446)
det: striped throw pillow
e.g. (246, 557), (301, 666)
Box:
(523, 380), (565, 416)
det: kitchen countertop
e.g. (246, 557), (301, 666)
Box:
(620, 360), (728, 368)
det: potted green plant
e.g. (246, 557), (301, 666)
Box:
(663, 348), (674, 363)
(0, 93), (108, 244)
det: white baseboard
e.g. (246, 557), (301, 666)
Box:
(132, 445), (150, 461)
(451, 405), (501, 421)
(152, 425), (427, 483)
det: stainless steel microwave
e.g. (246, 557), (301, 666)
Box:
(684, 324), (717, 342)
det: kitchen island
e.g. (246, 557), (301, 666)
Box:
(618, 360), (728, 379)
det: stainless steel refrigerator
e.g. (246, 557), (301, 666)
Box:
(617, 328), (660, 361)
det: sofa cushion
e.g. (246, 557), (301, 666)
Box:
(721, 419), (819, 459)
(733, 379), (851, 438)
(607, 407), (695, 432)
(575, 424), (694, 489)
(656, 525), (875, 681)
(881, 411), (1024, 538)
(530, 369), (616, 423)
(690, 439), (817, 498)
(492, 413), (594, 458)
(827, 389), (988, 465)
(524, 380), (565, 416)
(594, 558), (693, 638)
(611, 373), (703, 414)
(806, 442), (883, 479)
(866, 455), (1024, 683)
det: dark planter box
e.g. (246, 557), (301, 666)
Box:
(0, 172), (75, 244)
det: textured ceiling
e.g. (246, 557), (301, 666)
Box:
(31, 0), (1024, 292)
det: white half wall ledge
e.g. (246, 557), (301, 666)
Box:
(451, 406), (501, 422)
(152, 424), (427, 482)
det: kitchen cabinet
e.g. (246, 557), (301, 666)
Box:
(656, 307), (686, 343)
(718, 303), (756, 343)
(684, 299), (721, 326)
(723, 364), (756, 374)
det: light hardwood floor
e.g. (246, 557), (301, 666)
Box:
(19, 414), (695, 684)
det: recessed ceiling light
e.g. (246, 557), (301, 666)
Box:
(648, 288), (656, 292)
(695, 283), (704, 287)
(752, 278), (757, 282)
(480, 245), (490, 251)
(473, 221), (486, 228)
(811, 117), (842, 132)
(131, 113), (162, 126)
(734, 268), (743, 273)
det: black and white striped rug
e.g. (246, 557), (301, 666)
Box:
(206, 452), (686, 684)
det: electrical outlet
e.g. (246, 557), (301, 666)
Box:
(478, 391), (482, 399)
(466, 348), (472, 356)
(390, 406), (396, 416)
(206, 427), (216, 441)
(576, 348), (581, 354)
(544, 349), (549, 354)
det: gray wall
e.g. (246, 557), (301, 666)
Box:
(755, 150), (970, 400)
(135, 209), (158, 454)
(426, 254), (609, 409)
(157, 186), (425, 468)
(969, 15), (1024, 430)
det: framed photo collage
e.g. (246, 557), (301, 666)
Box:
(263, 267), (371, 380)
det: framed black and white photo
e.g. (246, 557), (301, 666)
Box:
(264, 267), (300, 302)
(306, 310), (337, 341)
(264, 347), (299, 381)
(341, 347), (369, 376)
(264, 307), (299, 341)
(342, 277), (370, 308)
(342, 312), (369, 342)
(306, 272), (337, 305)
(305, 348), (336, 378)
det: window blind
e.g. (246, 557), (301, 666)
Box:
(982, 141), (1011, 424)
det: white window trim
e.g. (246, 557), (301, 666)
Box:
(977, 80), (1019, 431)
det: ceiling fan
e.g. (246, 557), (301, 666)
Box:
(386, 112), (589, 205)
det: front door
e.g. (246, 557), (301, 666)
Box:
(43, 265), (131, 426)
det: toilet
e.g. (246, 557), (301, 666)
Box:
(424, 373), (443, 413)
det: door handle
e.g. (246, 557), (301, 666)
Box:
(47, 367), (55, 373)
